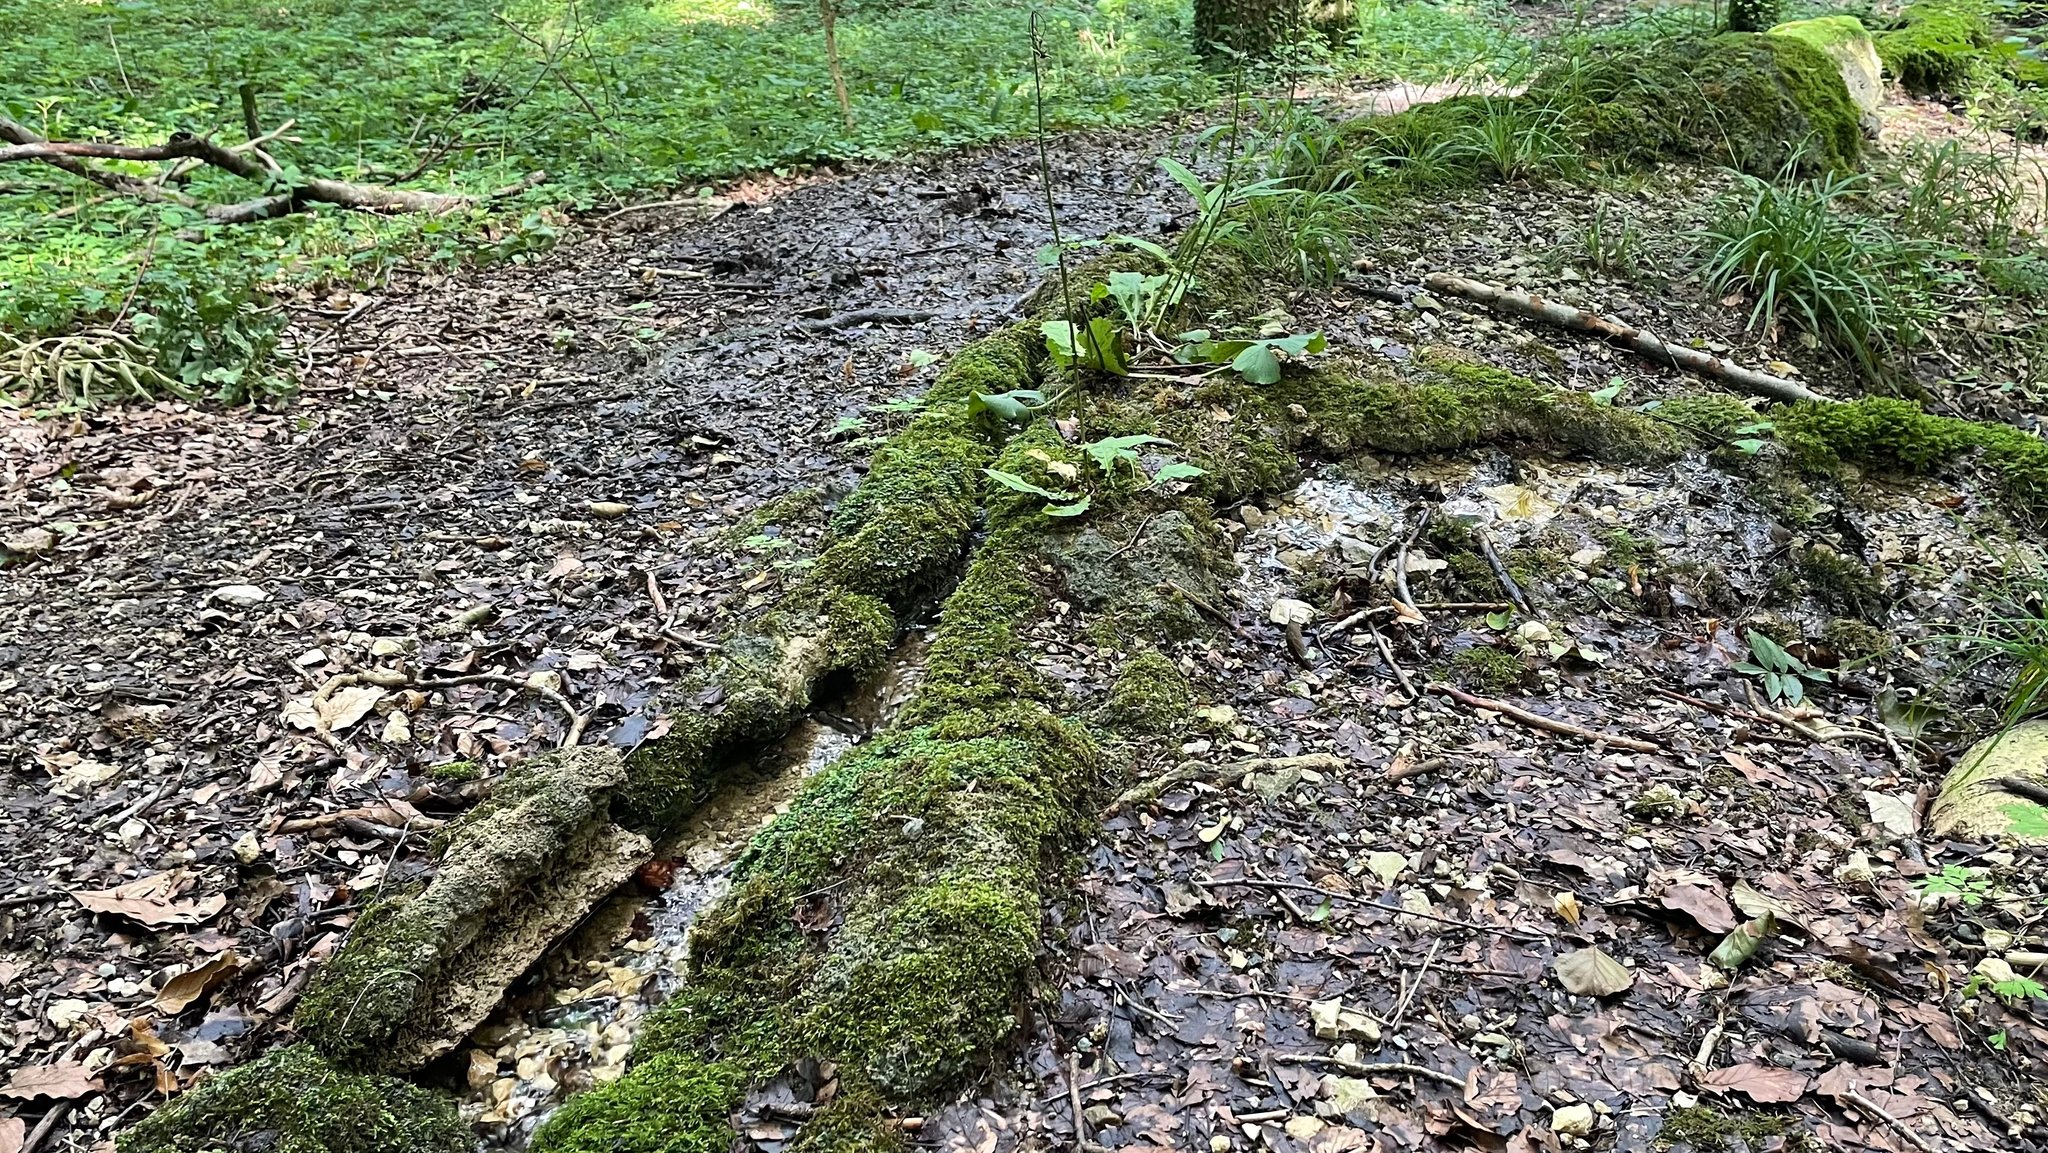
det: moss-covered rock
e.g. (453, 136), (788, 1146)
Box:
(1930, 719), (2048, 841)
(1535, 33), (1862, 175)
(1770, 16), (1884, 118)
(1876, 0), (1992, 94)
(296, 746), (651, 1073)
(119, 1045), (470, 1153)
(1449, 645), (1527, 693)
(1099, 648), (1193, 735)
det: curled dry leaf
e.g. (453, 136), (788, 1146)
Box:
(318, 685), (386, 734)
(70, 872), (227, 928)
(1554, 945), (1634, 997)
(152, 951), (243, 1013)
(0, 1063), (97, 1101)
(1660, 883), (1738, 934)
(1552, 890), (1582, 927)
(1698, 1061), (1809, 1104)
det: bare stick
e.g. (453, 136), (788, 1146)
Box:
(1195, 876), (1551, 942)
(1428, 682), (1661, 754)
(1841, 1086), (1941, 1153)
(1421, 273), (1828, 405)
(1387, 936), (1442, 1029)
(1475, 526), (1530, 612)
(1368, 623), (1420, 698)
(1268, 1053), (1465, 1090)
(1108, 753), (1347, 813)
(819, 0), (856, 134)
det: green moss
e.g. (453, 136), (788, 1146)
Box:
(1876, 1), (1992, 94)
(1796, 543), (1888, 620)
(1530, 33), (1861, 175)
(1822, 616), (1893, 660)
(1773, 396), (2048, 523)
(530, 1055), (745, 1153)
(1657, 393), (1760, 440)
(1450, 645), (1527, 693)
(1259, 353), (1681, 462)
(1768, 14), (1869, 51)
(426, 760), (480, 783)
(724, 486), (828, 547)
(1099, 648), (1192, 735)
(120, 1045), (469, 1153)
(1659, 1105), (1815, 1152)
(1601, 527), (1660, 569)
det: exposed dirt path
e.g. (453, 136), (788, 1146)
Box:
(0, 125), (1198, 1133)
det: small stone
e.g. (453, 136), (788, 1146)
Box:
(1552, 1103), (1595, 1137)
(210, 583), (268, 607)
(586, 501), (633, 519)
(369, 637), (407, 657)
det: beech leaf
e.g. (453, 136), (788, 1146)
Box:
(0, 1063), (97, 1101)
(152, 951), (243, 1013)
(1699, 1061), (1809, 1104)
(70, 872), (227, 927)
(1554, 946), (1634, 996)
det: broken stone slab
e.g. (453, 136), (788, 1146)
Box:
(294, 745), (653, 1072)
(1930, 719), (2048, 843)
(1770, 17), (1884, 131)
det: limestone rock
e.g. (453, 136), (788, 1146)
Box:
(1930, 720), (2048, 843)
(1771, 17), (1884, 130)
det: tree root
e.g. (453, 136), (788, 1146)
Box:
(1428, 682), (1661, 754)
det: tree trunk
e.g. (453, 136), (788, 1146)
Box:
(1195, 0), (1293, 57)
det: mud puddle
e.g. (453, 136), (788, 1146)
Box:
(456, 631), (929, 1145)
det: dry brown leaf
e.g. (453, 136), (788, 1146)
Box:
(0, 1063), (97, 1101)
(71, 872), (227, 927)
(1659, 884), (1738, 933)
(1699, 1062), (1809, 1104)
(1, 1116), (24, 1153)
(152, 952), (242, 1013)
(1553, 946), (1634, 996)
(318, 685), (386, 734)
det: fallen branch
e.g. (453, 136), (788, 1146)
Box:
(1840, 1085), (1941, 1153)
(1108, 753), (1347, 813)
(1267, 1053), (1466, 1090)
(0, 117), (535, 224)
(795, 307), (937, 331)
(1428, 682), (1661, 754)
(1475, 526), (1531, 612)
(1420, 272), (1828, 406)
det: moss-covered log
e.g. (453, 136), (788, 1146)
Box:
(1773, 395), (2048, 523)
(531, 427), (1100, 1153)
(294, 746), (652, 1072)
(119, 1045), (470, 1153)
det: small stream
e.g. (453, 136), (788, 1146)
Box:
(458, 632), (929, 1146)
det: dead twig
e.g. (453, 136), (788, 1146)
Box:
(1391, 506), (1434, 622)
(1107, 753), (1347, 813)
(1475, 526), (1531, 612)
(1194, 876), (1550, 943)
(1428, 682), (1661, 754)
(1387, 936), (1442, 1029)
(1268, 1053), (1465, 1090)
(1421, 272), (1827, 405)
(1367, 623), (1420, 698)
(1163, 581), (1258, 643)
(1840, 1085), (1941, 1153)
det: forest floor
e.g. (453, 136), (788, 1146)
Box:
(6, 7), (2048, 1153)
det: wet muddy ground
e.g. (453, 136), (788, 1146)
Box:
(0, 125), (1196, 1136)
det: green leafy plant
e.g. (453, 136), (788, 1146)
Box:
(1175, 329), (1327, 384)
(1735, 629), (1829, 705)
(1445, 97), (1578, 183)
(984, 468), (1091, 517)
(1946, 550), (2048, 728)
(1917, 863), (1994, 906)
(1041, 317), (1129, 375)
(1701, 167), (1937, 376)
(968, 388), (1051, 426)
(1964, 972), (2047, 1002)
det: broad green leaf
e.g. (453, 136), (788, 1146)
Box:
(968, 389), (1047, 424)
(1156, 156), (1206, 200)
(1232, 343), (1284, 385)
(1150, 461), (1207, 486)
(983, 468), (1073, 502)
(1745, 629), (1791, 672)
(1045, 496), (1092, 517)
(1083, 434), (1171, 474)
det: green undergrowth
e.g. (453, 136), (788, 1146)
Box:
(1, 0), (1206, 406)
(1320, 29), (1860, 192)
(619, 323), (1041, 827)
(119, 1045), (470, 1153)
(531, 427), (1101, 1153)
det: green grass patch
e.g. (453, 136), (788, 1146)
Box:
(1, 0), (1210, 402)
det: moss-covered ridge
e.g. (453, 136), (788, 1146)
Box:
(1876, 0), (1994, 93)
(120, 1045), (471, 1153)
(1327, 31), (1861, 186)
(1774, 395), (2048, 522)
(617, 322), (1042, 828)
(531, 426), (1099, 1153)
